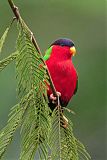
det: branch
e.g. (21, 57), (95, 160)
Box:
(8, 0), (58, 97)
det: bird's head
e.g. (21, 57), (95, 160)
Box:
(51, 38), (76, 56)
(44, 38), (76, 61)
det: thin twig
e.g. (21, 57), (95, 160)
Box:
(8, 0), (58, 97)
(10, 17), (17, 27)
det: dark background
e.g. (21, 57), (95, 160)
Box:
(0, 0), (106, 160)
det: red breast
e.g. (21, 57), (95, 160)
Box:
(45, 45), (77, 105)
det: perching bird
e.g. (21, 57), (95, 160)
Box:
(43, 38), (78, 112)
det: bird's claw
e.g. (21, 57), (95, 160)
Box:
(50, 91), (61, 104)
(50, 92), (68, 128)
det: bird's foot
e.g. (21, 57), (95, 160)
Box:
(62, 115), (68, 129)
(50, 92), (68, 128)
(50, 91), (61, 104)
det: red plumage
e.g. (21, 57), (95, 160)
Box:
(45, 45), (78, 107)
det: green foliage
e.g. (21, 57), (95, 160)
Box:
(49, 106), (91, 160)
(0, 51), (17, 71)
(0, 27), (9, 54)
(0, 11), (91, 160)
(0, 92), (31, 159)
(20, 92), (50, 160)
(49, 106), (78, 160)
(16, 19), (50, 160)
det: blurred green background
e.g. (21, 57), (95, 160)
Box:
(0, 0), (106, 160)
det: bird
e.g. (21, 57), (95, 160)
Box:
(43, 38), (78, 127)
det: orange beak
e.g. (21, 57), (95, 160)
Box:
(70, 46), (76, 56)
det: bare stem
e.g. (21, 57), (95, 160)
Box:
(8, 0), (58, 97)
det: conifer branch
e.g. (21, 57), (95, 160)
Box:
(8, 0), (58, 98)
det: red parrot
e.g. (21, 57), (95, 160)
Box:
(43, 38), (78, 111)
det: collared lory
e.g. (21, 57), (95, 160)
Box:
(43, 38), (78, 111)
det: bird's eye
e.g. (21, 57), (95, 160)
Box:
(60, 44), (65, 47)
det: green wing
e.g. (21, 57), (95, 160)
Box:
(43, 46), (52, 61)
